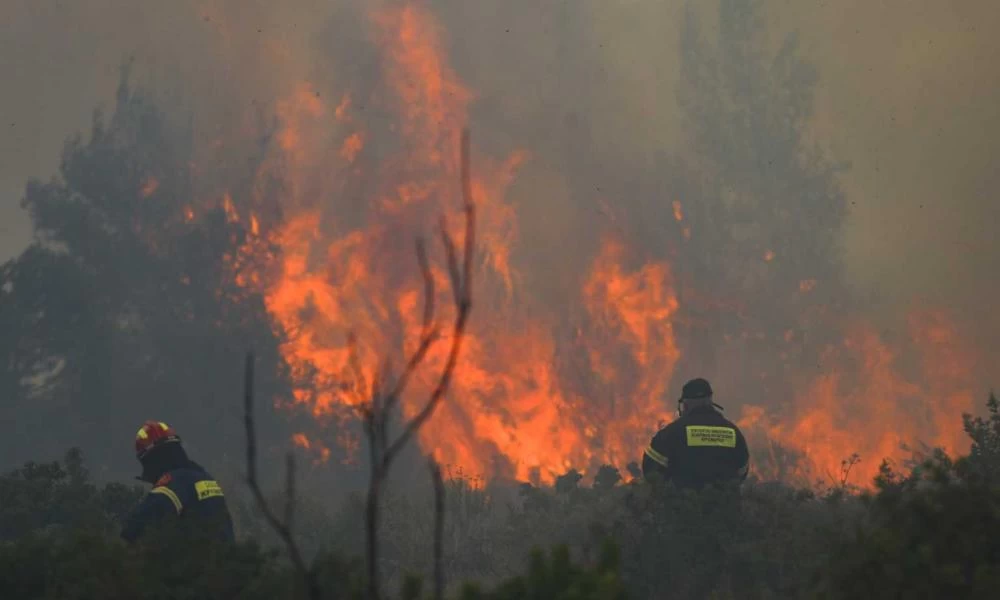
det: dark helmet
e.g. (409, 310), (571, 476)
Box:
(680, 378), (713, 400)
(678, 378), (724, 414)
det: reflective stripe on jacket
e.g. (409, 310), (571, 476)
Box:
(642, 406), (750, 489)
(121, 466), (235, 543)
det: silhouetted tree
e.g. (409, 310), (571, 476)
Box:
(662, 0), (850, 395)
(0, 65), (288, 476)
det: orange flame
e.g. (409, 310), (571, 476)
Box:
(219, 2), (977, 489)
(672, 200), (691, 239)
(739, 310), (975, 487)
(140, 177), (159, 198)
(292, 432), (332, 464)
(226, 3), (685, 483)
(222, 193), (239, 223)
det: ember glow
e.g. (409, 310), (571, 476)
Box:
(216, 3), (976, 488)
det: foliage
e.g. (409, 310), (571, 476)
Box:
(457, 543), (626, 600)
(0, 528), (295, 600)
(0, 448), (143, 540)
(814, 452), (1000, 599)
(963, 391), (1000, 481)
(2, 393), (1000, 598)
(808, 394), (1000, 598)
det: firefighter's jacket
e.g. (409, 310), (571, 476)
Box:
(642, 405), (750, 489)
(121, 465), (235, 543)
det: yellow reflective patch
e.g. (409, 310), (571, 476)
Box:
(151, 486), (183, 514)
(158, 422), (170, 430)
(644, 445), (669, 467)
(686, 426), (737, 448)
(136, 428), (149, 439)
(195, 480), (224, 501)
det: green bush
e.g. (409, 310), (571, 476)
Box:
(813, 454), (1000, 599)
(0, 448), (143, 540)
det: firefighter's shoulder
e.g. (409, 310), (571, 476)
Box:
(650, 417), (687, 452)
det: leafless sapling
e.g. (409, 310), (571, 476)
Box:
(354, 128), (475, 600)
(244, 351), (321, 600)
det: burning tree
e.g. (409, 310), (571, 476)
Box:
(243, 129), (475, 600)
(0, 0), (982, 496)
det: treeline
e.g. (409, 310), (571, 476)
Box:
(1, 393), (998, 598)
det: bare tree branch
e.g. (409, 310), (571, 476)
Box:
(383, 238), (439, 417)
(363, 128), (476, 600)
(439, 216), (462, 305)
(243, 351), (321, 600)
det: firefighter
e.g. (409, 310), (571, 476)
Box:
(121, 420), (235, 543)
(642, 378), (750, 489)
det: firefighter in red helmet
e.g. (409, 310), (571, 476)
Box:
(121, 421), (235, 543)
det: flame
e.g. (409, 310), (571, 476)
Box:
(672, 200), (684, 222)
(140, 177), (159, 198)
(225, 2), (682, 483)
(339, 132), (364, 162)
(222, 192), (239, 223)
(740, 310), (975, 487)
(292, 432), (332, 464)
(672, 200), (691, 240)
(578, 237), (680, 465)
(217, 2), (977, 489)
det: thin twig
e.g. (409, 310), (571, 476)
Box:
(243, 352), (321, 600)
(440, 216), (462, 305)
(429, 458), (446, 600)
(384, 239), (439, 411)
(459, 128), (475, 308)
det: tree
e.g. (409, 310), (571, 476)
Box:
(0, 448), (143, 541)
(0, 65), (288, 476)
(660, 0), (850, 396)
(816, 394), (1000, 598)
(963, 392), (1000, 482)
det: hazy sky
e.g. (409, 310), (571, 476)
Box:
(2, 0), (997, 324)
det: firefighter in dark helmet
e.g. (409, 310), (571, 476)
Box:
(642, 378), (750, 489)
(121, 420), (235, 543)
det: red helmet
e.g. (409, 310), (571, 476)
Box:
(134, 420), (181, 460)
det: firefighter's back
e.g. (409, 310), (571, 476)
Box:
(155, 465), (236, 543)
(655, 408), (749, 489)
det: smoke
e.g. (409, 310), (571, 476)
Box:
(2, 0), (996, 482)
(0, 0), (322, 257)
(4, 0), (995, 320)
